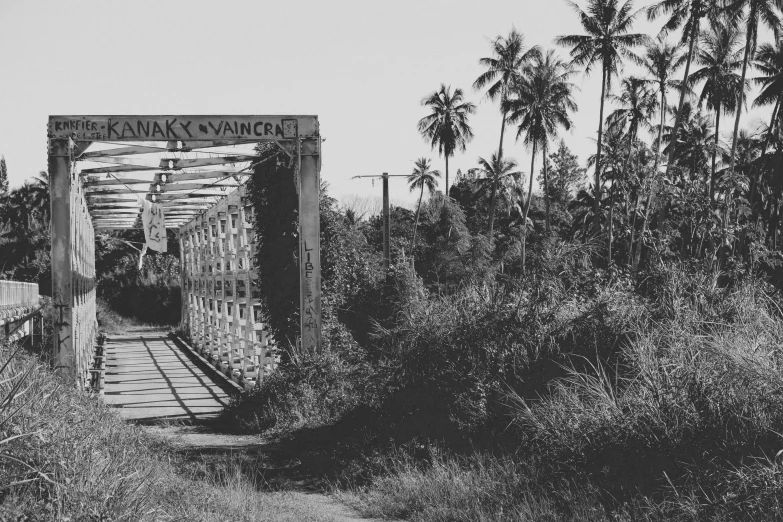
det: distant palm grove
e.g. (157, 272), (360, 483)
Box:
(413, 0), (783, 275)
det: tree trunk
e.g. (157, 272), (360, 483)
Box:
(711, 105), (722, 207)
(627, 145), (645, 266)
(542, 141), (551, 235)
(608, 176), (615, 265)
(445, 154), (450, 199)
(613, 129), (636, 265)
(487, 110), (508, 237)
(522, 141), (538, 276)
(729, 8), (755, 179)
(410, 183), (424, 262)
(634, 88), (669, 267)
(594, 62), (608, 235)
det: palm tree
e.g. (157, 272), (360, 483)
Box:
(504, 50), (578, 272)
(476, 153), (524, 195)
(748, 39), (783, 210)
(474, 29), (540, 238)
(556, 0), (648, 235)
(727, 0), (783, 178)
(633, 36), (686, 266)
(417, 85), (476, 197)
(408, 158), (441, 257)
(688, 22), (746, 205)
(663, 101), (716, 177)
(647, 0), (721, 206)
(606, 77), (658, 262)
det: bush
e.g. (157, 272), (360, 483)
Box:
(508, 271), (783, 518)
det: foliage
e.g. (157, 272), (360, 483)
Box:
(541, 140), (587, 203)
(0, 337), (359, 522)
(0, 156), (8, 197)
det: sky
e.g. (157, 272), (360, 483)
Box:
(0, 0), (774, 209)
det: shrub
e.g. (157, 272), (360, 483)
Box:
(508, 272), (783, 518)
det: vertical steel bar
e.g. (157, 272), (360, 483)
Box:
(49, 138), (75, 382)
(298, 138), (322, 354)
(179, 231), (188, 332)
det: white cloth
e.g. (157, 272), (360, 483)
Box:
(138, 244), (148, 270)
(141, 200), (167, 252)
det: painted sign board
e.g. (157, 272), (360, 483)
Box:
(48, 115), (318, 141)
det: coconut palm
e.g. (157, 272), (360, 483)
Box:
(647, 0), (722, 196)
(475, 153), (524, 197)
(727, 0), (783, 177)
(474, 29), (540, 239)
(408, 158), (441, 257)
(633, 36), (686, 266)
(606, 77), (658, 262)
(662, 101), (716, 177)
(503, 50), (578, 272)
(753, 39), (783, 150)
(688, 22), (746, 204)
(417, 85), (476, 197)
(747, 39), (783, 210)
(556, 0), (648, 234)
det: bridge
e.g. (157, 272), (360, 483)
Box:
(28, 115), (323, 411)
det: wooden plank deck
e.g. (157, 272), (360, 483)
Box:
(103, 328), (231, 423)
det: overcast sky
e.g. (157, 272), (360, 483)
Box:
(0, 0), (773, 208)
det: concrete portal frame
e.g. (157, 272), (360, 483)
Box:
(48, 115), (322, 386)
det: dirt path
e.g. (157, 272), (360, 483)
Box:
(104, 328), (390, 522)
(148, 423), (388, 522)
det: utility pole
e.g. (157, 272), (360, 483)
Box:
(382, 173), (390, 270)
(352, 173), (408, 270)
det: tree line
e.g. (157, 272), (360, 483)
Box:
(410, 0), (783, 275)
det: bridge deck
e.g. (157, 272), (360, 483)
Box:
(103, 329), (231, 423)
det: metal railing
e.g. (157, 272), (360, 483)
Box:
(0, 281), (43, 344)
(178, 187), (278, 391)
(49, 137), (98, 389)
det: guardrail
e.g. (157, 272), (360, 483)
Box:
(0, 281), (43, 344)
(179, 187), (279, 391)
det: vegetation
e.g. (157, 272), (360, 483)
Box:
(0, 161), (182, 324)
(6, 0), (783, 519)
(0, 337), (355, 521)
(224, 1), (783, 520)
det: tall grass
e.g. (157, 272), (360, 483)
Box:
(0, 339), (345, 521)
(345, 449), (609, 522)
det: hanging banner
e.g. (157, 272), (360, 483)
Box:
(142, 200), (167, 252)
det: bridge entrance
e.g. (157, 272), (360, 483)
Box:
(48, 115), (322, 389)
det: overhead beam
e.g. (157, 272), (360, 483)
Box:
(80, 144), (164, 159)
(86, 187), (232, 196)
(155, 171), (250, 182)
(83, 178), (152, 187)
(80, 165), (158, 174)
(49, 115), (315, 142)
(160, 155), (257, 169)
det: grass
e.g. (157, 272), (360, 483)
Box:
(337, 270), (783, 521)
(341, 449), (609, 522)
(221, 263), (783, 521)
(0, 337), (353, 522)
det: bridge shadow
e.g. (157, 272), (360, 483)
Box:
(103, 329), (237, 425)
